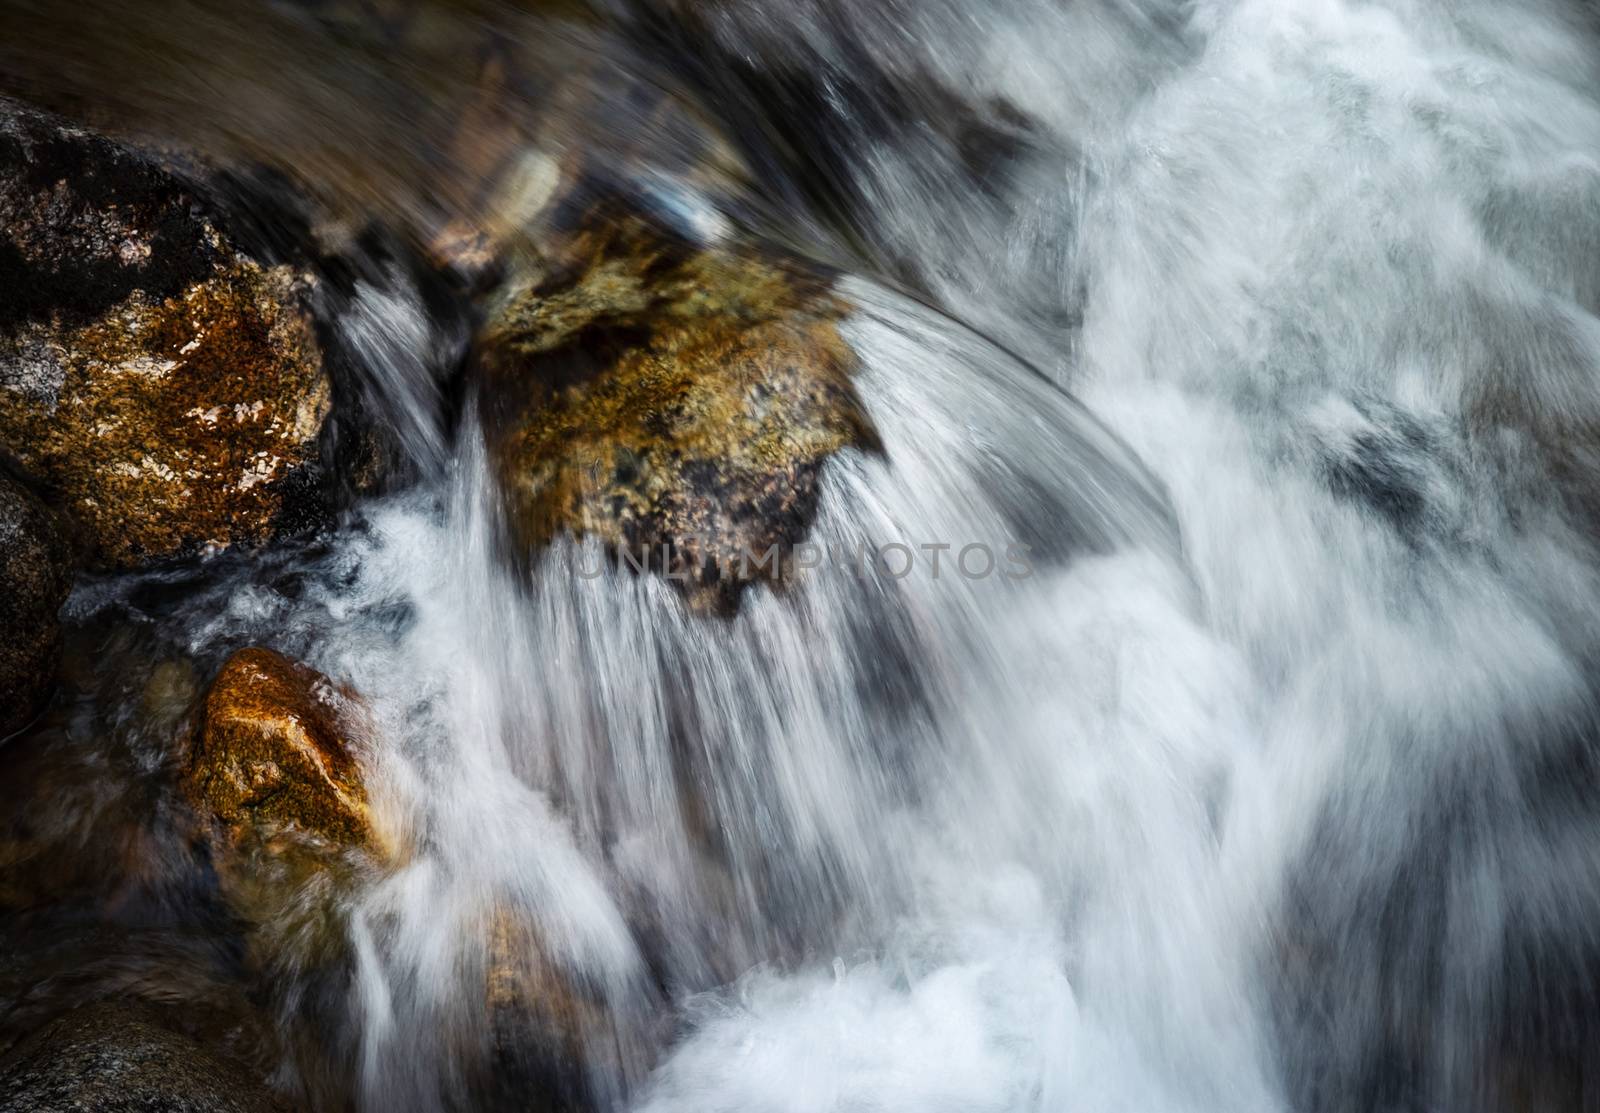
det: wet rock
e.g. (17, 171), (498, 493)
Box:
(180, 647), (382, 929)
(141, 657), (202, 737)
(0, 472), (71, 739)
(478, 211), (882, 613)
(0, 96), (332, 569)
(0, 1001), (282, 1113)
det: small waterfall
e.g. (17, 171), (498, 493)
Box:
(176, 280), (1179, 1109)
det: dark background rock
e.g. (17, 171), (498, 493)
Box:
(0, 101), (219, 337)
(0, 470), (71, 739)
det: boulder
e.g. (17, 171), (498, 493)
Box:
(477, 211), (881, 613)
(0, 96), (332, 569)
(0, 1001), (282, 1113)
(0, 472), (71, 738)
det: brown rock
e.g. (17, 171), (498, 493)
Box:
(0, 471), (71, 738)
(478, 211), (882, 613)
(0, 97), (332, 568)
(177, 653), (399, 1108)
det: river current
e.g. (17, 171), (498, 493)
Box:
(12, 1), (1600, 1110)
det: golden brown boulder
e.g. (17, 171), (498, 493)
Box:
(478, 212), (882, 613)
(0, 97), (332, 568)
(182, 648), (374, 856)
(179, 648), (399, 1106)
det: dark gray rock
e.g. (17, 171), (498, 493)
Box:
(0, 1001), (283, 1112)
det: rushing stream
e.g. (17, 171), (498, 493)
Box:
(8, 0), (1600, 1110)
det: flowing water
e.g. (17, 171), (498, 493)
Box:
(10, 0), (1600, 1110)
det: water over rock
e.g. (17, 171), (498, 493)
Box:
(0, 472), (71, 739)
(0, 1000), (283, 1113)
(0, 97), (333, 569)
(472, 906), (625, 1113)
(477, 210), (882, 614)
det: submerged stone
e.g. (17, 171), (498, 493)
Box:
(478, 211), (882, 613)
(0, 472), (71, 739)
(472, 906), (632, 1113)
(0, 97), (332, 569)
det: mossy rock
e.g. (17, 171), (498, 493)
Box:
(0, 96), (332, 569)
(0, 472), (71, 739)
(478, 211), (881, 613)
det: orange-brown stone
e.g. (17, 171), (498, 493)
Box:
(182, 648), (372, 852)
(469, 905), (632, 1113)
